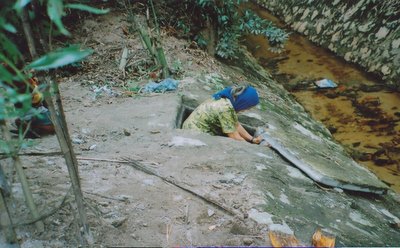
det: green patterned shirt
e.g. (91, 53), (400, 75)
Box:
(182, 98), (238, 136)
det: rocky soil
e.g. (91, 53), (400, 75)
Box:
(1, 5), (400, 248)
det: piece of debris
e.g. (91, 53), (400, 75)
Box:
(92, 85), (120, 98)
(315, 79), (337, 89)
(123, 128), (131, 136)
(269, 230), (300, 247)
(207, 209), (215, 217)
(208, 225), (217, 231)
(312, 229), (335, 248)
(72, 137), (85, 144)
(142, 78), (179, 93)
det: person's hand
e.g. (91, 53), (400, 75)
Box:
(251, 136), (271, 147)
(251, 136), (263, 144)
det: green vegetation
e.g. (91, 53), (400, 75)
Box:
(0, 0), (108, 245)
(172, 0), (289, 58)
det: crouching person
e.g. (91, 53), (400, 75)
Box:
(183, 85), (263, 144)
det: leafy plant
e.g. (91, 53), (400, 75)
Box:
(174, 0), (289, 58)
(25, 45), (93, 71)
(0, 0), (109, 243)
(170, 59), (184, 77)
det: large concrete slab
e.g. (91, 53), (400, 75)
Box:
(258, 124), (388, 194)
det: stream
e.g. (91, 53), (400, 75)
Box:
(243, 4), (400, 193)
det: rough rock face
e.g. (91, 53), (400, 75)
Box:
(255, 0), (400, 89)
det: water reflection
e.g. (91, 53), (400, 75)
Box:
(243, 5), (400, 193)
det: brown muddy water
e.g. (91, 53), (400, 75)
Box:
(243, 5), (400, 193)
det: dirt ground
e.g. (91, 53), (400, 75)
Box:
(1, 10), (276, 247)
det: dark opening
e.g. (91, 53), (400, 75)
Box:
(175, 104), (194, 129)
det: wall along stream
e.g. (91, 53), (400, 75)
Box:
(243, 4), (400, 193)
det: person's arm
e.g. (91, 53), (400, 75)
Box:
(226, 130), (246, 141)
(236, 123), (253, 142)
(227, 123), (263, 144)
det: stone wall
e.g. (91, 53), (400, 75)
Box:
(254, 0), (400, 89)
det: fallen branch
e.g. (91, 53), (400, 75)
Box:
(77, 157), (131, 164)
(0, 151), (81, 159)
(10, 186), (72, 227)
(119, 46), (129, 73)
(83, 190), (130, 203)
(78, 156), (243, 219)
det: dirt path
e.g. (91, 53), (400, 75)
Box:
(1, 11), (272, 247)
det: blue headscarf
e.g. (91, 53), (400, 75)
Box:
(213, 86), (259, 112)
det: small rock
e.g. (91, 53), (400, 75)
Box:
(131, 233), (138, 240)
(89, 144), (97, 150)
(111, 217), (127, 227)
(123, 129), (131, 136)
(72, 138), (84, 144)
(207, 209), (215, 217)
(117, 195), (130, 202)
(208, 225), (217, 231)
(99, 201), (109, 207)
(243, 237), (254, 245)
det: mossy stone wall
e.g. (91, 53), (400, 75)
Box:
(255, 0), (400, 89)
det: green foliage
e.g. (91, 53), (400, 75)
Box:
(170, 59), (184, 78)
(215, 28), (241, 59)
(0, 17), (17, 33)
(0, 33), (22, 64)
(199, 72), (226, 91)
(0, 82), (33, 120)
(13, 0), (32, 13)
(178, 0), (288, 59)
(177, 20), (190, 35)
(65, 3), (110, 14)
(47, 0), (70, 35)
(25, 45), (93, 71)
(0, 0), (106, 152)
(240, 10), (288, 45)
(194, 34), (208, 48)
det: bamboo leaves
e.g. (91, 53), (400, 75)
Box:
(47, 0), (69, 36)
(0, 17), (17, 33)
(13, 0), (32, 13)
(65, 3), (110, 15)
(25, 45), (93, 71)
(47, 0), (110, 36)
